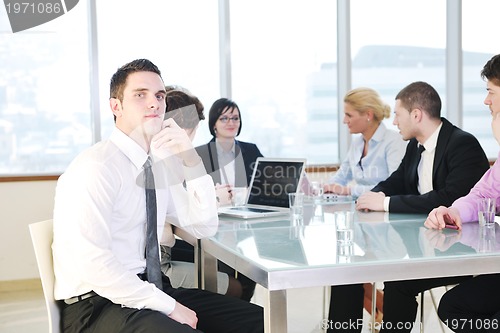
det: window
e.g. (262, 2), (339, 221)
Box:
(351, 0), (446, 131)
(0, 3), (91, 175)
(96, 0), (219, 147)
(2, 1), (499, 177)
(462, 0), (500, 157)
(230, 1), (338, 164)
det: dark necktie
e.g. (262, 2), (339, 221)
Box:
(415, 144), (426, 185)
(144, 157), (162, 290)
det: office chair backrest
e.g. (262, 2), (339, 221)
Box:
(29, 219), (61, 333)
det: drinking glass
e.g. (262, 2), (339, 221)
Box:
(478, 198), (496, 227)
(335, 211), (354, 245)
(288, 192), (304, 223)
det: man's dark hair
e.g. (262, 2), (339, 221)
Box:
(109, 59), (162, 122)
(110, 59), (162, 101)
(481, 54), (500, 86)
(395, 81), (442, 119)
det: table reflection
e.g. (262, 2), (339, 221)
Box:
(215, 208), (500, 271)
(422, 222), (500, 254)
(227, 217), (413, 268)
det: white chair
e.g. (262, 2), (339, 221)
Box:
(419, 286), (454, 333)
(29, 219), (61, 333)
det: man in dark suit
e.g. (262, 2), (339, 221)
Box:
(328, 81), (490, 333)
(355, 82), (489, 214)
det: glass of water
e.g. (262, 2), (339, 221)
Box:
(311, 181), (324, 202)
(478, 198), (496, 227)
(288, 192), (304, 223)
(335, 211), (354, 245)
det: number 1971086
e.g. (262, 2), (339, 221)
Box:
(5, 2), (62, 14)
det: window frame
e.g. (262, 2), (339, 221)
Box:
(3, 0), (487, 180)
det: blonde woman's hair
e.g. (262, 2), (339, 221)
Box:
(344, 87), (391, 122)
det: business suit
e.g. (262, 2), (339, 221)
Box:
(195, 139), (264, 187)
(329, 118), (489, 333)
(372, 117), (490, 214)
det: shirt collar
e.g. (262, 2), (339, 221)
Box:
(370, 122), (387, 143)
(110, 128), (149, 170)
(420, 122), (443, 152)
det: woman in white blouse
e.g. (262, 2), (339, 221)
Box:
(324, 87), (407, 198)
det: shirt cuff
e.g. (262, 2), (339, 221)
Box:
(383, 197), (390, 212)
(183, 160), (208, 182)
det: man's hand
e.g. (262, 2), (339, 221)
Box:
(425, 206), (462, 230)
(152, 118), (200, 167)
(355, 191), (385, 212)
(168, 301), (198, 329)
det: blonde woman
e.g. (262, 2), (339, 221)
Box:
(324, 87), (407, 198)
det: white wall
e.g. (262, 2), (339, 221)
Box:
(0, 180), (56, 281)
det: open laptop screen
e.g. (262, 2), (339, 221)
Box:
(247, 159), (305, 208)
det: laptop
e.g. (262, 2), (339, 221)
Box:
(218, 157), (307, 219)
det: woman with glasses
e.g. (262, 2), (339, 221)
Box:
(196, 97), (264, 207)
(195, 97), (263, 301)
(160, 87), (246, 299)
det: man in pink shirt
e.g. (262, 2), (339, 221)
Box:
(426, 53), (500, 333)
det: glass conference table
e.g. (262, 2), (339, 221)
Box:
(198, 199), (500, 333)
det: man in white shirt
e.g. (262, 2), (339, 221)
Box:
(52, 59), (263, 333)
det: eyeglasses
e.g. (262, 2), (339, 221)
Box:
(218, 116), (240, 123)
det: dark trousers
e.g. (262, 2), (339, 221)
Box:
(172, 239), (256, 301)
(328, 284), (364, 333)
(438, 274), (500, 333)
(60, 274), (263, 333)
(328, 276), (472, 333)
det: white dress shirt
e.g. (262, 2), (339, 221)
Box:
(417, 122), (441, 194)
(52, 128), (218, 316)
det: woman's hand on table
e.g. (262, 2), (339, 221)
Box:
(215, 183), (232, 207)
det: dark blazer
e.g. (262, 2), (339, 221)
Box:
(195, 139), (264, 187)
(372, 118), (489, 214)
